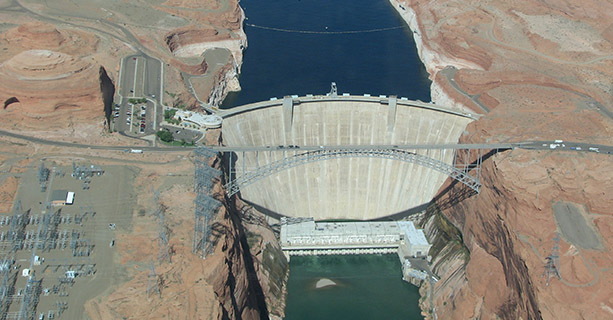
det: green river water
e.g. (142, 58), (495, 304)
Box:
(284, 255), (424, 320)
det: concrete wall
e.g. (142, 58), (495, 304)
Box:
(222, 97), (472, 220)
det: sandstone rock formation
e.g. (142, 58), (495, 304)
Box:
(0, 49), (107, 130)
(158, 0), (247, 106)
(0, 22), (99, 62)
(392, 0), (613, 318)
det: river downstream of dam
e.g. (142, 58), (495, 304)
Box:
(285, 255), (423, 320)
(224, 0), (431, 318)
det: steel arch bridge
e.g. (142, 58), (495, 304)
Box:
(224, 148), (483, 197)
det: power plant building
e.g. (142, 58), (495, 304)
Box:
(280, 219), (431, 257)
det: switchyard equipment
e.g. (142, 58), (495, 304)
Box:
(74, 206), (94, 225)
(0, 256), (17, 318)
(17, 276), (42, 320)
(37, 163), (49, 192)
(71, 162), (104, 180)
(0, 163), (101, 318)
(38, 209), (61, 252)
(7, 201), (29, 253)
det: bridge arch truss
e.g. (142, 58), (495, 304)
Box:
(224, 148), (484, 197)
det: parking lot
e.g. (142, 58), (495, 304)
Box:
(114, 55), (162, 137)
(112, 99), (156, 135)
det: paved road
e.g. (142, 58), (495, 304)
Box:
(204, 141), (613, 153)
(440, 66), (490, 114)
(0, 129), (188, 152)
(2, 129), (612, 155)
(517, 141), (613, 155)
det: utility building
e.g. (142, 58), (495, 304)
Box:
(397, 221), (431, 258)
(50, 190), (75, 206)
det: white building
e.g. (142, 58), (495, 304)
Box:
(280, 218), (431, 257)
(173, 110), (222, 130)
(397, 221), (431, 258)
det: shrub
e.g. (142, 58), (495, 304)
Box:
(156, 130), (173, 142)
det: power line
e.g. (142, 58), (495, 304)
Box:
(245, 23), (405, 34)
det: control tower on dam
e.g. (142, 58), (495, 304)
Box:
(220, 94), (474, 220)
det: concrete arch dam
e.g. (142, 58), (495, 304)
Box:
(220, 95), (474, 220)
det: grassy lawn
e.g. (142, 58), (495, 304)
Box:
(158, 140), (195, 147)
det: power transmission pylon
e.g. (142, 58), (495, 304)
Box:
(146, 261), (161, 298)
(543, 233), (561, 286)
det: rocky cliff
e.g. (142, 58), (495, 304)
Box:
(392, 0), (613, 318)
(201, 140), (288, 319)
(0, 49), (110, 136)
(162, 1), (247, 107)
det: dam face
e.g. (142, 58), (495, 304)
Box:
(222, 96), (473, 220)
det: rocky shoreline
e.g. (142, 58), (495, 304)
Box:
(388, 0), (477, 114)
(388, 0), (613, 319)
(205, 6), (247, 107)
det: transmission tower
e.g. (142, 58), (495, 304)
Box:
(157, 215), (171, 263)
(543, 233), (561, 286)
(146, 261), (161, 298)
(151, 190), (171, 263)
(193, 148), (222, 258)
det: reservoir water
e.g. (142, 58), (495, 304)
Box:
(222, 0), (431, 108)
(226, 0), (430, 318)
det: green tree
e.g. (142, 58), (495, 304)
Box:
(164, 109), (177, 120)
(156, 130), (174, 142)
